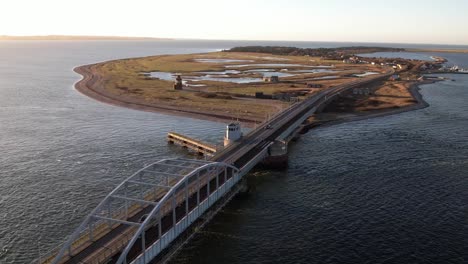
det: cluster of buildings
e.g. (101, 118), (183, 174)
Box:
(370, 61), (405, 70)
(343, 57), (406, 70)
(387, 63), (404, 70)
(438, 65), (468, 72)
(343, 56), (365, 64)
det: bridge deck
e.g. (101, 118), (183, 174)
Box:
(39, 68), (394, 264)
(41, 159), (236, 264)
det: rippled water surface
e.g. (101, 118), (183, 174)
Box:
(171, 56), (468, 264)
(0, 41), (467, 263)
(0, 40), (233, 263)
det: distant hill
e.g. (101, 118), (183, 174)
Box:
(0, 35), (171, 41)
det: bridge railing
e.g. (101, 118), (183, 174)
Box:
(130, 143), (272, 264)
(73, 161), (237, 260)
(36, 186), (165, 263)
(36, 202), (140, 264)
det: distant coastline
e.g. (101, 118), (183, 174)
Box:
(407, 48), (468, 54)
(0, 35), (171, 41)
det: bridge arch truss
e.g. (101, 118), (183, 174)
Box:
(48, 158), (239, 264)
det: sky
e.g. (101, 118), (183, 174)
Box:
(1, 0), (467, 45)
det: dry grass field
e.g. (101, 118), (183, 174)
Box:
(75, 51), (422, 125)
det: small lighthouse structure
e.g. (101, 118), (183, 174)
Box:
(224, 122), (242, 147)
(173, 75), (183, 90)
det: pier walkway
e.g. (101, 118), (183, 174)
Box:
(167, 132), (218, 156)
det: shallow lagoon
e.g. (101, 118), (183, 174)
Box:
(354, 71), (379, 77)
(225, 63), (312, 68)
(149, 69), (296, 84)
(194, 58), (253, 63)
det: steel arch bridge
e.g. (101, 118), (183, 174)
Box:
(45, 158), (239, 264)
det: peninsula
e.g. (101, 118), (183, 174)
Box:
(74, 46), (446, 126)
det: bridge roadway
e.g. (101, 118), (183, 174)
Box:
(44, 68), (393, 264)
(214, 67), (394, 168)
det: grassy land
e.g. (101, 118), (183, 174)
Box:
(81, 51), (391, 123)
(321, 80), (416, 114)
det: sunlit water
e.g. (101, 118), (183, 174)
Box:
(0, 41), (466, 263)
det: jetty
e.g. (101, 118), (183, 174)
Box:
(167, 132), (217, 156)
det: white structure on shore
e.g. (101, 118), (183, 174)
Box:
(441, 65), (468, 72)
(224, 122), (242, 147)
(263, 75), (279, 83)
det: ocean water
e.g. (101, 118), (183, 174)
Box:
(0, 40), (466, 263)
(358, 51), (436, 61)
(173, 74), (468, 264)
(170, 52), (468, 264)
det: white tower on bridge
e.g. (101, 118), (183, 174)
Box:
(224, 122), (242, 147)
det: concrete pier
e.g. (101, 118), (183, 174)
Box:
(167, 132), (217, 156)
(262, 140), (288, 169)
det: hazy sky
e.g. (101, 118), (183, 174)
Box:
(1, 0), (467, 44)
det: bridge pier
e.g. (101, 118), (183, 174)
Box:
(237, 178), (251, 195)
(261, 140), (289, 170)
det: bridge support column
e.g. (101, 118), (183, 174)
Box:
(238, 179), (250, 195)
(261, 140), (289, 170)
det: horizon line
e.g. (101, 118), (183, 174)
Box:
(1, 34), (468, 47)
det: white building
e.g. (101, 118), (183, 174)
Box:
(224, 122), (242, 147)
